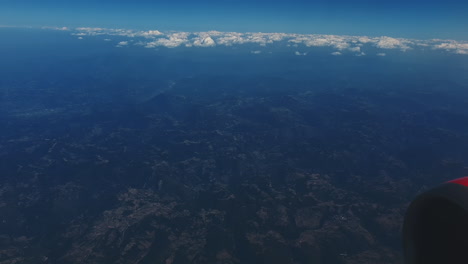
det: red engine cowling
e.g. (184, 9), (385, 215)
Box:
(403, 177), (468, 264)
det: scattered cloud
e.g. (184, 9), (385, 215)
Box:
(433, 41), (468, 55)
(42, 26), (69, 31)
(375, 36), (411, 51)
(377, 53), (386, 56)
(192, 34), (216, 47)
(295, 51), (307, 56)
(251, 50), (262, 54)
(145, 32), (190, 48)
(34, 26), (467, 55)
(116, 41), (129, 47)
(348, 46), (361, 53)
(140, 30), (163, 38)
(358, 37), (373, 44)
(331, 51), (342, 56)
(290, 35), (351, 50)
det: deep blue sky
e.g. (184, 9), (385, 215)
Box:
(1, 0), (468, 40)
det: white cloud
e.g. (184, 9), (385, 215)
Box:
(251, 50), (262, 54)
(145, 32), (190, 48)
(295, 51), (307, 56)
(193, 35), (216, 47)
(47, 27), (466, 56)
(416, 43), (430, 47)
(75, 27), (105, 36)
(42, 26), (69, 31)
(290, 35), (352, 50)
(139, 30), (163, 38)
(433, 41), (468, 55)
(77, 37), (83, 40)
(331, 51), (342, 56)
(214, 32), (244, 46)
(358, 37), (373, 44)
(377, 53), (386, 56)
(116, 41), (129, 47)
(375, 36), (412, 51)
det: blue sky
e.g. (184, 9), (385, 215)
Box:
(1, 0), (468, 40)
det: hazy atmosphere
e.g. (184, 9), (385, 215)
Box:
(0, 1), (468, 263)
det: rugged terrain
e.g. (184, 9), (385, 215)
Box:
(1, 73), (468, 264)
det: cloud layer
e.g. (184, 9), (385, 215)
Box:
(67, 27), (468, 55)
